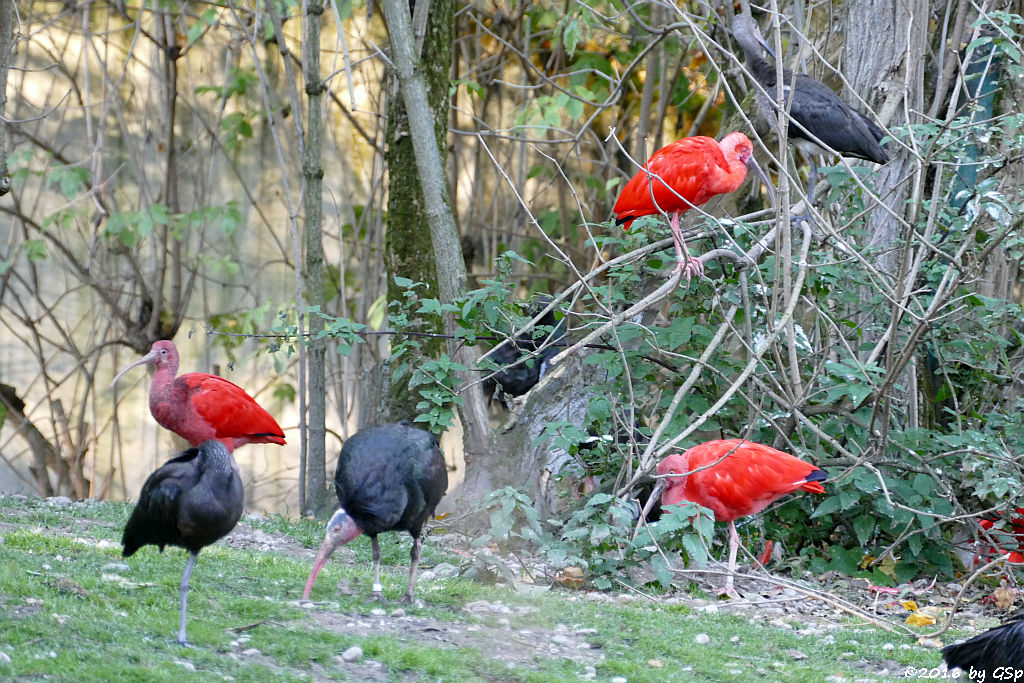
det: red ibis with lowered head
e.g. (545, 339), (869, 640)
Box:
(302, 422), (448, 602)
(122, 439), (244, 645)
(111, 340), (286, 452)
(731, 14), (889, 201)
(613, 133), (768, 282)
(648, 439), (827, 597)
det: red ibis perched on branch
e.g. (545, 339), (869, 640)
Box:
(122, 439), (244, 645)
(731, 14), (889, 201)
(943, 613), (1024, 677)
(302, 422), (448, 602)
(613, 133), (771, 282)
(111, 340), (286, 453)
(646, 439), (827, 597)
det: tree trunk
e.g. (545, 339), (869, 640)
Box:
(303, 0), (332, 518)
(0, 0), (13, 196)
(380, 0), (493, 466)
(383, 0), (450, 420)
(844, 0), (927, 281)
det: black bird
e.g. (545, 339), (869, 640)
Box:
(943, 613), (1024, 677)
(302, 422), (448, 602)
(483, 297), (566, 400)
(122, 440), (244, 645)
(731, 14), (889, 199)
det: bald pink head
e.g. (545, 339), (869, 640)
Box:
(302, 508), (364, 600)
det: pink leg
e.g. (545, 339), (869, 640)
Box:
(668, 213), (704, 282)
(719, 521), (742, 599)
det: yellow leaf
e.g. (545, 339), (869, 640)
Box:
(877, 555), (897, 577)
(859, 554), (876, 570)
(906, 612), (937, 627)
(902, 600), (919, 612)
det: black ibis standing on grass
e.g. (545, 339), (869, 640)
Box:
(731, 14), (889, 202)
(302, 422), (448, 602)
(121, 439), (244, 645)
(943, 613), (1024, 677)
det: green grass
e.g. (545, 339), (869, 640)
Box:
(0, 495), (949, 681)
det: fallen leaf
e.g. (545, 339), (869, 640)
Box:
(902, 600), (919, 612)
(906, 612), (936, 627)
(647, 659), (664, 668)
(994, 585), (1016, 610)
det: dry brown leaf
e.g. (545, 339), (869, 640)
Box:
(993, 585), (1016, 610)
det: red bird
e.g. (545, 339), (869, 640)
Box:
(111, 340), (286, 453)
(613, 133), (763, 281)
(976, 507), (1024, 565)
(650, 439), (827, 597)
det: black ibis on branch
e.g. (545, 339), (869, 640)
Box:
(943, 612), (1024, 677)
(731, 14), (889, 203)
(121, 439), (244, 645)
(483, 297), (567, 400)
(302, 422), (448, 602)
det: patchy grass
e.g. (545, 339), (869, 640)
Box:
(0, 494), (948, 681)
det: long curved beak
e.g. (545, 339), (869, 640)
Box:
(302, 534), (343, 600)
(109, 349), (158, 389)
(302, 509), (362, 600)
(639, 478), (667, 522)
(746, 156), (776, 205)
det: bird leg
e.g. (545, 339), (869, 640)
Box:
(668, 213), (704, 282)
(178, 552), (198, 646)
(400, 535), (423, 604)
(369, 535), (383, 602)
(718, 522), (742, 600)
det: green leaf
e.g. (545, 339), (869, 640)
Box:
(811, 496), (841, 518)
(853, 514), (875, 546)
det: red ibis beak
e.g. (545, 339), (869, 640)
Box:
(746, 156), (776, 205)
(638, 477), (668, 523)
(302, 508), (363, 600)
(109, 348), (160, 389)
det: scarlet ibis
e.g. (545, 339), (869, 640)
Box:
(648, 438), (827, 597)
(731, 14), (889, 200)
(483, 299), (566, 400)
(121, 439), (244, 645)
(943, 613), (1024, 677)
(613, 132), (767, 281)
(302, 422), (448, 602)
(978, 507), (1024, 564)
(111, 340), (286, 452)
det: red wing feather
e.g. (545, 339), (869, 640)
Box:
(681, 440), (825, 522)
(184, 373), (286, 444)
(613, 137), (729, 223)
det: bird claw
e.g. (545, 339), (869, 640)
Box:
(717, 586), (743, 600)
(673, 257), (705, 282)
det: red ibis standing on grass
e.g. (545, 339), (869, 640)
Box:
(731, 14), (889, 201)
(647, 439), (827, 597)
(302, 422), (448, 602)
(613, 132), (770, 282)
(110, 340), (286, 452)
(122, 439), (244, 645)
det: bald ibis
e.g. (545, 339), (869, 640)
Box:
(943, 613), (1024, 677)
(731, 14), (889, 201)
(646, 439), (827, 597)
(122, 439), (244, 645)
(111, 340), (286, 453)
(302, 422), (448, 602)
(614, 133), (768, 281)
(483, 298), (566, 400)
